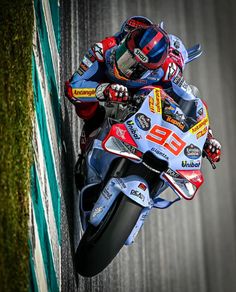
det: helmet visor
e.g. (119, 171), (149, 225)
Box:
(115, 41), (148, 80)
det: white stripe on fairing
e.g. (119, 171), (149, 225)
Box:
(33, 28), (61, 183)
(32, 115), (61, 283)
(42, 0), (60, 87)
(30, 197), (48, 292)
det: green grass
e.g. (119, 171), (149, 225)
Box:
(0, 1), (34, 291)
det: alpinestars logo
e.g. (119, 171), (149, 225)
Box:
(134, 48), (149, 63)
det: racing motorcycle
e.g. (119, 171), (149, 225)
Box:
(75, 85), (214, 277)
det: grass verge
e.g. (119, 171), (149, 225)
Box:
(0, 1), (34, 291)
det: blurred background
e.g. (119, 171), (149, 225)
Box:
(61, 0), (236, 291)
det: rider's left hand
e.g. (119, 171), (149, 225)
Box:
(204, 138), (221, 162)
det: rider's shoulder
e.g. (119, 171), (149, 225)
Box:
(167, 34), (188, 70)
(91, 37), (117, 62)
(161, 56), (181, 82)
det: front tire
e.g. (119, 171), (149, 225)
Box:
(75, 195), (142, 277)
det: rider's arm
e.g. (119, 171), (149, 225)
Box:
(65, 49), (104, 120)
(65, 37), (117, 120)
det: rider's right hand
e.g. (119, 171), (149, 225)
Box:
(96, 83), (128, 102)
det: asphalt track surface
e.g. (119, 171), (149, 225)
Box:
(61, 0), (236, 291)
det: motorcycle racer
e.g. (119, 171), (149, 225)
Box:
(65, 16), (221, 163)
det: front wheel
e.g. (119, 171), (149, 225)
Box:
(75, 195), (142, 277)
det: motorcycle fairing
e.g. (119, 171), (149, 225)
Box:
(123, 88), (209, 169)
(86, 137), (118, 183)
(83, 88), (209, 246)
(101, 88), (208, 199)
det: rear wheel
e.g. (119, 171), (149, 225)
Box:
(75, 195), (142, 277)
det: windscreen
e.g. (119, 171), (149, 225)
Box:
(160, 91), (204, 133)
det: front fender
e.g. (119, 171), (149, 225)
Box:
(89, 175), (151, 227)
(118, 176), (151, 208)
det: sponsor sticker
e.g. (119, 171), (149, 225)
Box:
(102, 188), (112, 200)
(82, 56), (93, 67)
(91, 206), (104, 218)
(154, 88), (162, 114)
(173, 72), (184, 86)
(122, 142), (142, 157)
(184, 144), (202, 159)
(149, 89), (162, 114)
(182, 160), (201, 168)
(138, 183), (147, 191)
(149, 96), (155, 113)
(198, 107), (203, 116)
(135, 113), (151, 131)
(79, 62), (88, 72)
(130, 189), (145, 201)
(127, 19), (150, 29)
(151, 147), (169, 160)
(115, 178), (126, 189)
(174, 40), (180, 49)
(126, 120), (141, 140)
(134, 48), (148, 63)
(88, 52), (96, 62)
(72, 88), (96, 98)
(92, 43), (104, 61)
(196, 126), (208, 139)
(164, 62), (177, 81)
(166, 168), (181, 178)
(190, 116), (209, 134)
(116, 127), (126, 139)
(77, 68), (85, 76)
(166, 115), (185, 131)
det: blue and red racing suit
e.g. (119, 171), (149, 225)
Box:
(65, 20), (221, 162)
(65, 33), (196, 117)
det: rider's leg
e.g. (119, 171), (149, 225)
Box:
(75, 105), (106, 189)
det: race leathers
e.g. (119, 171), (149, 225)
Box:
(65, 34), (201, 119)
(65, 33), (221, 162)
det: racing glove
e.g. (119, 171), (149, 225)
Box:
(96, 83), (128, 102)
(203, 130), (221, 163)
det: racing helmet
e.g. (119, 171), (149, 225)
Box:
(114, 25), (170, 80)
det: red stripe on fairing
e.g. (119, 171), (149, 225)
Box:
(142, 32), (163, 55)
